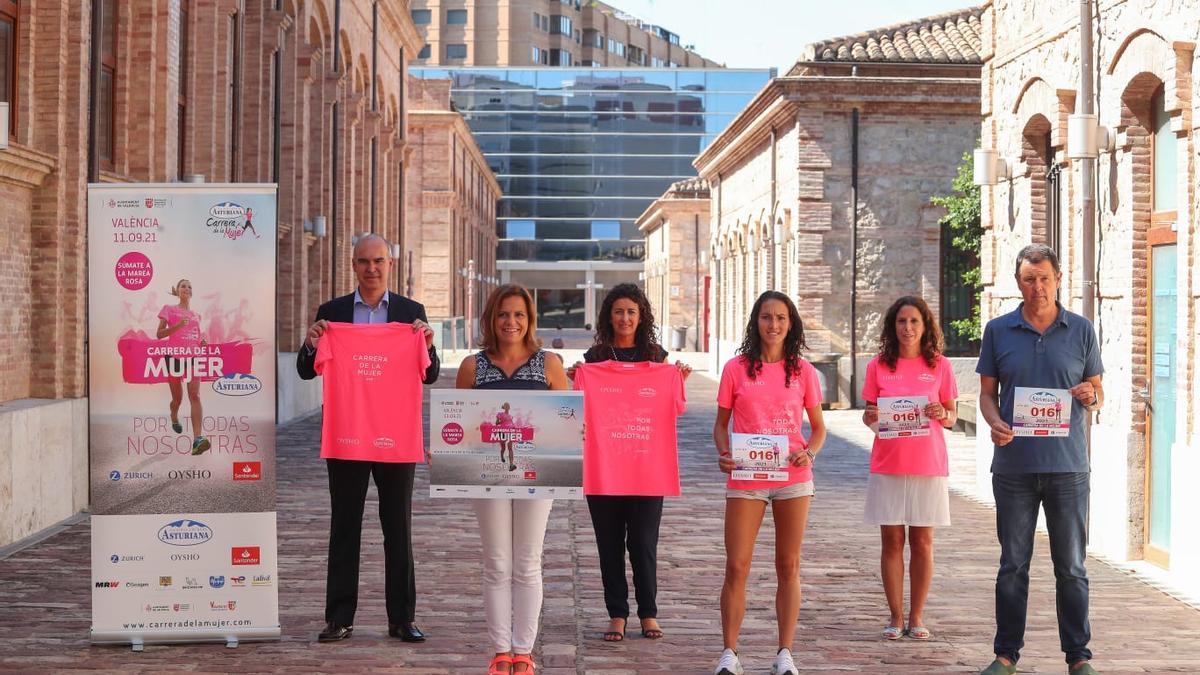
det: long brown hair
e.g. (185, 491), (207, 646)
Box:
(478, 283), (542, 354)
(877, 295), (943, 371)
(591, 283), (663, 361)
(737, 291), (808, 387)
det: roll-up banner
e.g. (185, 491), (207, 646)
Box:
(87, 184), (280, 646)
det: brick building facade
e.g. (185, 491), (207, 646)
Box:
(408, 0), (717, 68)
(636, 178), (710, 352)
(405, 76), (501, 333)
(695, 7), (982, 406)
(976, 0), (1199, 598)
(0, 0), (469, 548)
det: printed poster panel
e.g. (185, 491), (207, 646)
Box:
(87, 183), (279, 644)
(90, 513), (279, 643)
(876, 396), (931, 439)
(1012, 386), (1072, 437)
(430, 390), (584, 499)
(730, 433), (789, 482)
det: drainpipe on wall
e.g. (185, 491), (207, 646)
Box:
(1078, 0), (1097, 526)
(694, 212), (701, 351)
(850, 107), (860, 408)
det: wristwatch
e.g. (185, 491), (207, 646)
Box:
(805, 450), (816, 463)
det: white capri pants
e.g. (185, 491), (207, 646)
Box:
(473, 498), (554, 654)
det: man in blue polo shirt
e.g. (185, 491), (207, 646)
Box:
(976, 244), (1104, 675)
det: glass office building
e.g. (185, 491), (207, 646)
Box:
(412, 67), (773, 327)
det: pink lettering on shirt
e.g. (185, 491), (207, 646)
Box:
(861, 354), (959, 476)
(575, 361), (686, 496)
(314, 322), (431, 463)
(717, 356), (822, 490)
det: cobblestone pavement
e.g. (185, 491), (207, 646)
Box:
(1, 372), (1199, 673)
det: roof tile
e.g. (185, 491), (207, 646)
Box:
(805, 5), (983, 64)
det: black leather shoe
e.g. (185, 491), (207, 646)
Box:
(388, 622), (426, 642)
(318, 622), (353, 642)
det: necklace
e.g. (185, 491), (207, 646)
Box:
(610, 345), (635, 362)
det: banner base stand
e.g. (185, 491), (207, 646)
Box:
(91, 626), (281, 647)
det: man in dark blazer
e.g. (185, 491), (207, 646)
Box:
(297, 233), (440, 644)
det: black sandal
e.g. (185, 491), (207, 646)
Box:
(602, 618), (626, 642)
(640, 619), (663, 640)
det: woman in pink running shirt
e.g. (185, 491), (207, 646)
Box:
(455, 284), (569, 675)
(155, 278), (211, 455)
(712, 291), (826, 675)
(861, 296), (958, 641)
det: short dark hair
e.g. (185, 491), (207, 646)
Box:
(1014, 243), (1060, 277)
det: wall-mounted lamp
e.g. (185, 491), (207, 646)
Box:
(391, 243), (401, 259)
(312, 215), (327, 237)
(699, 250), (709, 267)
(638, 272), (645, 281)
(1067, 113), (1115, 159)
(973, 148), (1011, 186)
(0, 103), (8, 149)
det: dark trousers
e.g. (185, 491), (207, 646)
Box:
(325, 458), (416, 626)
(992, 472), (1091, 665)
(587, 495), (663, 620)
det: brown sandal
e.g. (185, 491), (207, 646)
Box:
(640, 618), (664, 639)
(603, 617), (626, 642)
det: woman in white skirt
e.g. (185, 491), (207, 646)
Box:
(861, 296), (958, 641)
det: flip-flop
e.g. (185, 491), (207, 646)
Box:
(603, 618), (626, 642)
(882, 625), (904, 640)
(907, 625), (931, 640)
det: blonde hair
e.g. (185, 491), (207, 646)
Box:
(478, 284), (541, 354)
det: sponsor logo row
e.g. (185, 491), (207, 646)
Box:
(108, 461), (262, 482)
(96, 574), (273, 590)
(110, 546), (262, 566)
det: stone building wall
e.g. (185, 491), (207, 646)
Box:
(980, 0), (1199, 589)
(637, 180), (710, 351)
(699, 77), (980, 406)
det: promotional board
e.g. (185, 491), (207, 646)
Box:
(87, 184), (279, 645)
(429, 390), (585, 499)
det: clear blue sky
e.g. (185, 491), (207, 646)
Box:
(610, 0), (977, 70)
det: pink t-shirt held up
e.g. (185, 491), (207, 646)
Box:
(861, 354), (959, 476)
(574, 361), (686, 496)
(717, 356), (823, 490)
(158, 304), (203, 345)
(314, 322), (431, 463)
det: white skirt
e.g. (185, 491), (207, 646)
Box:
(863, 473), (951, 527)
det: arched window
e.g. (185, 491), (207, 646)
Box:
(1, 0), (17, 138)
(1151, 85), (1177, 222)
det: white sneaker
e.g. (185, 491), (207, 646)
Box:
(714, 648), (744, 675)
(770, 648), (798, 675)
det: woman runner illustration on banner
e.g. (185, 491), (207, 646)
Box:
(494, 402), (518, 471)
(155, 278), (211, 455)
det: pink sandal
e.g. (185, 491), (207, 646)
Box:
(511, 653), (536, 673)
(488, 654), (513, 674)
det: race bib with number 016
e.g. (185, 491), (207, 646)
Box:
(876, 396), (930, 439)
(1012, 387), (1071, 437)
(730, 433), (789, 481)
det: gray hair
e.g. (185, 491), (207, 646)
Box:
(1014, 243), (1060, 277)
(352, 233), (392, 256)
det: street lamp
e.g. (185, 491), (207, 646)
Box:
(1067, 113), (1115, 159)
(973, 148), (1011, 185)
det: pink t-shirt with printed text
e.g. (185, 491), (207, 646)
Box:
(158, 304), (202, 345)
(575, 361), (686, 496)
(717, 356), (823, 490)
(314, 322), (431, 463)
(861, 354), (959, 476)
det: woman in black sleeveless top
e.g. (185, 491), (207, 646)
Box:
(569, 283), (691, 642)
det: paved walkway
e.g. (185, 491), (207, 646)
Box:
(2, 372), (1199, 673)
